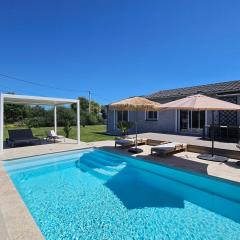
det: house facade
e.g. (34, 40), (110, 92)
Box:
(107, 80), (240, 139)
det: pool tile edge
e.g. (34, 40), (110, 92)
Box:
(0, 163), (44, 240)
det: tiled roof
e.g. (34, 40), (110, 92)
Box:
(146, 80), (240, 100)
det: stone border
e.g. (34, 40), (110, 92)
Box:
(0, 163), (43, 240)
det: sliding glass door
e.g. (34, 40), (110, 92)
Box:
(179, 110), (205, 134)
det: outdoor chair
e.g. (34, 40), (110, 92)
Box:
(7, 129), (41, 147)
(151, 142), (187, 156)
(47, 130), (65, 143)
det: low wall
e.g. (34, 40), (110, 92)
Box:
(187, 145), (240, 160)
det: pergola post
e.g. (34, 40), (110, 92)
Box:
(54, 105), (57, 134)
(0, 94), (3, 152)
(77, 100), (80, 144)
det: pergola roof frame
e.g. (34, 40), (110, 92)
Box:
(0, 93), (81, 152)
(2, 93), (79, 105)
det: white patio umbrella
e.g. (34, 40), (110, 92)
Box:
(161, 94), (240, 161)
(109, 97), (163, 153)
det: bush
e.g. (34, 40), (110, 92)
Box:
(56, 107), (76, 126)
(80, 111), (88, 127)
(25, 117), (40, 128)
(87, 113), (98, 125)
(117, 121), (133, 136)
(63, 120), (72, 138)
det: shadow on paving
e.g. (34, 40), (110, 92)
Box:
(97, 146), (209, 175)
(225, 161), (240, 169)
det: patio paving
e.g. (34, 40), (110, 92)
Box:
(131, 132), (240, 151)
(0, 139), (239, 239)
(1, 138), (91, 161)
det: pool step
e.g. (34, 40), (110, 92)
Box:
(79, 154), (126, 173)
(76, 154), (126, 181)
(92, 150), (127, 163)
(76, 159), (122, 176)
(76, 161), (118, 181)
(86, 151), (127, 168)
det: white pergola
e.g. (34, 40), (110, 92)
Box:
(0, 93), (80, 152)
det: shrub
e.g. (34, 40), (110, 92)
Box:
(25, 117), (39, 128)
(117, 121), (133, 136)
(87, 113), (98, 125)
(63, 120), (72, 138)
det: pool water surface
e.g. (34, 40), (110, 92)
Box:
(3, 149), (240, 240)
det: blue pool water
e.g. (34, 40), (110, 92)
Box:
(3, 149), (240, 240)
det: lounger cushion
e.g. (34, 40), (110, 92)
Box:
(115, 139), (134, 145)
(151, 142), (186, 155)
(8, 129), (35, 140)
(152, 142), (182, 149)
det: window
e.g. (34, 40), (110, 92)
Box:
(180, 110), (188, 130)
(146, 111), (158, 121)
(117, 111), (128, 122)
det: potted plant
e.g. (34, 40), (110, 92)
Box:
(117, 121), (133, 137)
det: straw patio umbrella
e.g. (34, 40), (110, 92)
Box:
(109, 97), (163, 153)
(161, 94), (240, 161)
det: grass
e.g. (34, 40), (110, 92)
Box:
(4, 124), (115, 143)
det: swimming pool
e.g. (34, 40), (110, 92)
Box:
(3, 149), (240, 240)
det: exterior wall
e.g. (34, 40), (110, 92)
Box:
(107, 109), (176, 135)
(106, 108), (116, 134)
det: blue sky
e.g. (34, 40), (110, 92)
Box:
(1, 0), (240, 104)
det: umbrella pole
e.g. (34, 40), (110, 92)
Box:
(198, 109), (227, 162)
(211, 110), (215, 157)
(135, 110), (138, 149)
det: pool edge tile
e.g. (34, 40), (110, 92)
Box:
(0, 162), (44, 240)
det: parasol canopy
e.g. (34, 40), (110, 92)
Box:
(109, 96), (163, 153)
(109, 96), (163, 111)
(161, 94), (240, 161)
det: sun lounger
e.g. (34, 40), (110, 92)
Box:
(8, 129), (41, 147)
(151, 142), (187, 156)
(115, 137), (135, 148)
(47, 130), (65, 143)
(115, 137), (147, 148)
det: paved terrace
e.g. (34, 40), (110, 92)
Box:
(131, 132), (240, 159)
(132, 132), (239, 150)
(0, 139), (239, 239)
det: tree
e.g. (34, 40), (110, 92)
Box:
(71, 96), (104, 126)
(56, 107), (76, 126)
(101, 106), (107, 120)
(4, 104), (27, 124)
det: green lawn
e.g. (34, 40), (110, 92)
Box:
(4, 124), (115, 143)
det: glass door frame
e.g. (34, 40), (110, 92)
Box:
(178, 110), (206, 134)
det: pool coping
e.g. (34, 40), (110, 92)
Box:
(0, 162), (44, 240)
